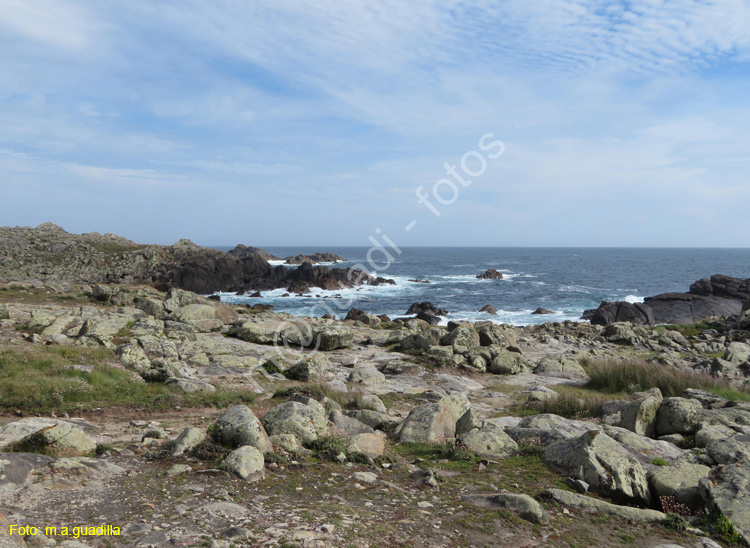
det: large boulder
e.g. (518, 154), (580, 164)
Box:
(397, 403), (456, 444)
(439, 394), (472, 424)
(171, 427), (207, 457)
(13, 422), (95, 457)
(399, 329), (442, 351)
(488, 351), (525, 375)
(689, 274), (750, 302)
(704, 436), (750, 465)
(534, 354), (587, 379)
(213, 406), (271, 453)
(459, 423), (518, 459)
(115, 343), (151, 371)
(476, 323), (518, 349)
(347, 433), (385, 459)
(441, 326), (479, 349)
(543, 431), (650, 503)
(286, 355), (333, 382)
(220, 446), (265, 482)
(134, 296), (167, 319)
(584, 301), (655, 326)
(313, 326), (353, 351)
(656, 398), (702, 436)
(406, 302), (448, 317)
(724, 342), (750, 364)
(620, 389), (663, 437)
(228, 322), (275, 344)
(261, 402), (329, 445)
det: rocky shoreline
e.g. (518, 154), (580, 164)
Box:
(0, 278), (749, 548)
(1, 223), (750, 548)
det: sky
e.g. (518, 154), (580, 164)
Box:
(1, 0), (749, 247)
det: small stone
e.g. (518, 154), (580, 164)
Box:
(352, 471), (378, 484)
(166, 464), (192, 477)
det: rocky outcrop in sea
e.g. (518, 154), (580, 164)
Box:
(584, 274), (750, 326)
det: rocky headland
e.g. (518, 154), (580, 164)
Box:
(584, 274), (750, 326)
(0, 224), (387, 297)
(1, 224), (749, 548)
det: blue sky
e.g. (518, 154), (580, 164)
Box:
(1, 0), (749, 247)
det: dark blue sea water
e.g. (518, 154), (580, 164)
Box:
(213, 247), (750, 326)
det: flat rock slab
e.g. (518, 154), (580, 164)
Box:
(0, 418), (97, 446)
(545, 489), (667, 523)
(0, 452), (54, 492)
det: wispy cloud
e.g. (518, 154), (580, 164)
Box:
(1, 1), (749, 245)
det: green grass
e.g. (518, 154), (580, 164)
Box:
(0, 347), (256, 413)
(650, 458), (668, 466)
(539, 390), (611, 419)
(582, 357), (750, 401)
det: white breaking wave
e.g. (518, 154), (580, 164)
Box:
(429, 308), (583, 327)
(624, 295), (645, 304)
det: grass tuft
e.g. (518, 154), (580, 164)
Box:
(581, 357), (750, 401)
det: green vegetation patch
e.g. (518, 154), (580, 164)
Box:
(582, 357), (750, 401)
(0, 346), (255, 413)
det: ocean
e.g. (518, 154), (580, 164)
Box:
(213, 247), (750, 326)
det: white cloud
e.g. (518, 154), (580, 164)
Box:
(0, 0), (98, 50)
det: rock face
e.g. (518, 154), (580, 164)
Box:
(583, 274), (750, 326)
(700, 463), (750, 545)
(649, 462), (709, 506)
(477, 269), (503, 280)
(543, 431), (650, 503)
(644, 293), (743, 325)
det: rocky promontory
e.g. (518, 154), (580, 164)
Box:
(585, 274), (750, 326)
(0, 223), (382, 296)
